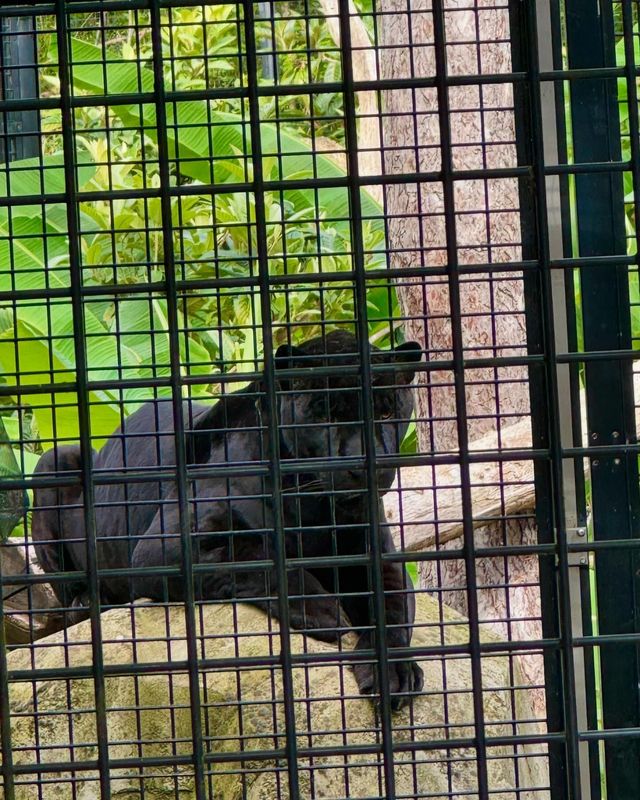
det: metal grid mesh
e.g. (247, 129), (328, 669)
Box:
(0, 1), (638, 799)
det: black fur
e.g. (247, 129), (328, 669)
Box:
(32, 331), (424, 709)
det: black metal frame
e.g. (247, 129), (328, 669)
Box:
(1, 1), (640, 799)
(563, 3), (640, 798)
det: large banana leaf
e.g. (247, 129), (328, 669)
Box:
(112, 296), (214, 410)
(0, 152), (96, 210)
(0, 293), (214, 442)
(0, 316), (122, 444)
(63, 38), (384, 241)
(0, 34), (388, 457)
(0, 156), (125, 443)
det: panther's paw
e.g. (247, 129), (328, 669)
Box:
(354, 658), (424, 711)
(289, 596), (350, 643)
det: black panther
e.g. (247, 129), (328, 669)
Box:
(32, 331), (424, 709)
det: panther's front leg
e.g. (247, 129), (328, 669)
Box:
(130, 503), (229, 601)
(263, 566), (351, 643)
(351, 559), (424, 710)
(208, 530), (351, 642)
(339, 507), (424, 710)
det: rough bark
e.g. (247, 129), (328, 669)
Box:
(382, 418), (545, 719)
(318, 0), (381, 181)
(1, 544), (63, 644)
(377, 0), (529, 451)
(373, 0), (542, 711)
(310, 0), (542, 706)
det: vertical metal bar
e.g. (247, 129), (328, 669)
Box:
(0, 14), (40, 791)
(622, 0), (640, 298)
(0, 8), (38, 545)
(430, 0), (490, 796)
(146, 4), (207, 798)
(537, 2), (594, 797)
(522, 0), (584, 797)
(336, 1), (396, 796)
(548, 0), (602, 793)
(564, 1), (640, 797)
(54, 3), (111, 798)
(509, 0), (574, 795)
(243, 3), (301, 797)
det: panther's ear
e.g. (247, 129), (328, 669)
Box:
(391, 341), (422, 385)
(274, 343), (305, 391)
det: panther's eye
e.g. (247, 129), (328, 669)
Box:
(379, 409), (394, 420)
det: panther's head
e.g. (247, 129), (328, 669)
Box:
(275, 330), (421, 494)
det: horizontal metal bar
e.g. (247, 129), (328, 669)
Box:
(4, 726), (567, 778)
(6, 633), (563, 686)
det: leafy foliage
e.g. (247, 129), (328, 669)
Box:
(0, 6), (404, 522)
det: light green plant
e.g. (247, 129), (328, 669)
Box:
(0, 7), (405, 526)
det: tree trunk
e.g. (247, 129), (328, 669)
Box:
(378, 0), (530, 450)
(376, 1), (544, 719)
(316, 0), (544, 721)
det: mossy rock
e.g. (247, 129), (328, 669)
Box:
(3, 595), (548, 799)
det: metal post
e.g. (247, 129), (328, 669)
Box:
(0, 15), (38, 536)
(564, 1), (640, 797)
(256, 2), (277, 82)
(510, 0), (588, 794)
(0, 13), (39, 163)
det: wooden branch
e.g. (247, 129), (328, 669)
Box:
(1, 544), (64, 645)
(384, 418), (537, 551)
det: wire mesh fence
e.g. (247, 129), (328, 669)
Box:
(0, 0), (639, 798)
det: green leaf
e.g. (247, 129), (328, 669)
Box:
(109, 296), (215, 410)
(0, 152), (96, 205)
(0, 318), (121, 445)
(64, 38), (383, 236)
(0, 208), (71, 293)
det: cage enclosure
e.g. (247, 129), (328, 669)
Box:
(0, 1), (639, 799)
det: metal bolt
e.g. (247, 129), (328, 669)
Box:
(614, 458), (622, 466)
(591, 432), (598, 440)
(576, 527), (586, 537)
(579, 557), (588, 566)
(612, 430), (621, 439)
(592, 459), (599, 467)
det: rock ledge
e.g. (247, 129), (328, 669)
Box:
(4, 594), (548, 799)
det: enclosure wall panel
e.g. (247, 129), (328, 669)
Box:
(0, 2), (639, 800)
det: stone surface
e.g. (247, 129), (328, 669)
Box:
(4, 594), (549, 799)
